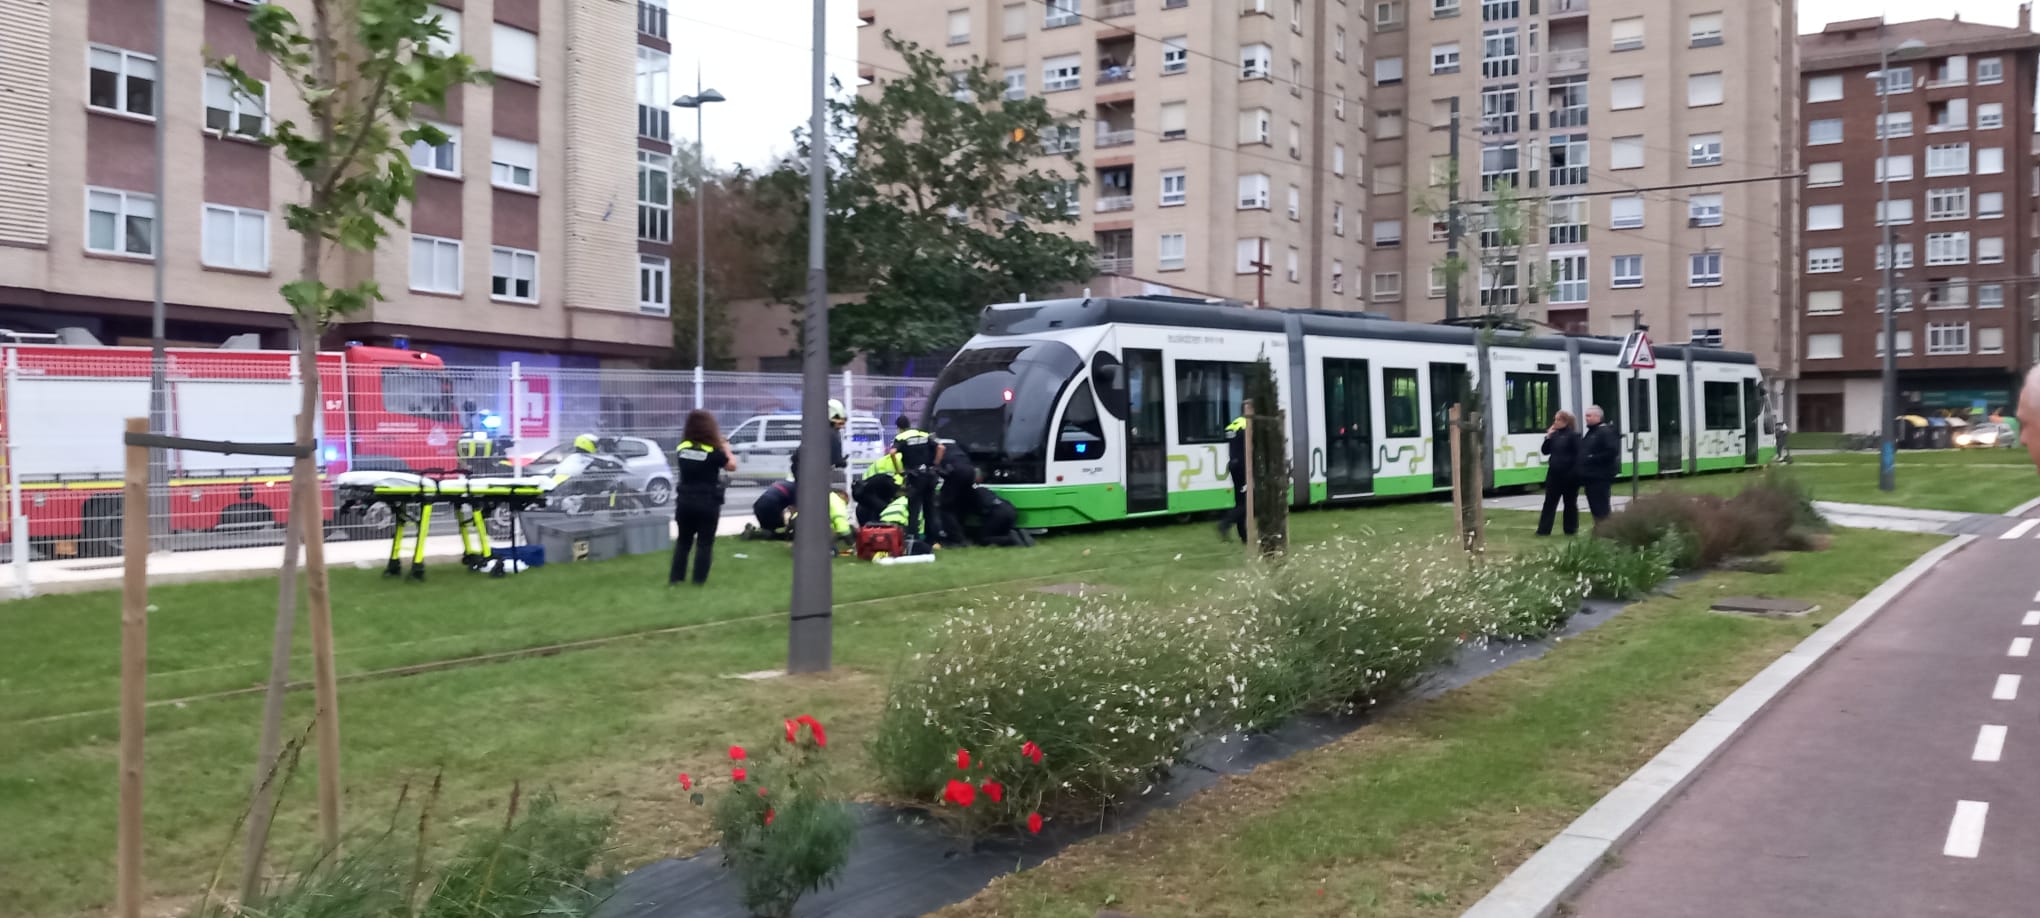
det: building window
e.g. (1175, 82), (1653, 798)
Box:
(1603, 135), (1644, 171)
(1979, 327), (2005, 354)
(490, 137), (537, 191)
(1478, 258), (1520, 308)
(1978, 237), (2005, 264)
(1376, 109), (1405, 139)
(1378, 0), (1405, 26)
(1548, 76), (1589, 128)
(1877, 198), (1914, 225)
(1044, 0), (1079, 27)
(1681, 132), (1722, 168)
(1876, 330), (1914, 357)
(1333, 85), (1345, 120)
(493, 23), (538, 81)
(1548, 197), (1587, 245)
(1043, 54), (1081, 91)
(1480, 142), (1519, 191)
(1808, 118), (1842, 145)
(1162, 37), (1188, 74)
(1805, 203), (1842, 231)
(1431, 42), (1461, 74)
(1978, 147), (2005, 175)
(1806, 246), (1842, 273)
(425, 4), (462, 54)
(638, 0), (669, 39)
(1373, 220), (1403, 247)
(1807, 290), (1842, 314)
(1877, 242), (1914, 269)
(1688, 251), (1722, 287)
(1332, 202), (1345, 235)
(1481, 28), (1518, 79)
(1878, 287), (1915, 312)
(1159, 232), (1186, 270)
(946, 8), (971, 44)
(1481, 0), (1518, 19)
(636, 47), (669, 140)
(1925, 232), (1970, 265)
(1928, 98), (1968, 132)
(1237, 173), (1269, 209)
(1611, 254), (1643, 288)
(1001, 67), (1026, 100)
(1927, 322), (1970, 355)
(1610, 195), (1644, 229)
(490, 246), (538, 302)
(1876, 154), (1914, 183)
(639, 254), (670, 314)
(1932, 54), (1969, 86)
(1807, 162), (1842, 187)
(203, 70), (267, 138)
(1335, 26), (1346, 60)
(1611, 17), (1643, 51)
(1428, 266), (1449, 297)
(1688, 192), (1723, 227)
(1286, 246), (1299, 282)
(1158, 99), (1187, 140)
(1980, 284), (2004, 308)
(1002, 2), (1026, 37)
(1977, 57), (2004, 84)
(1548, 134), (1588, 187)
(1431, 0), (1457, 18)
(1481, 85), (1520, 133)
(1979, 191), (2004, 219)
(1926, 143), (1969, 176)
(1806, 74), (1842, 102)
(1331, 260), (1345, 294)
(1235, 237), (1268, 274)
(409, 234), (462, 294)
(1286, 184), (1301, 220)
(201, 204), (268, 271)
(1377, 164), (1404, 195)
(1870, 112), (1912, 140)
(1611, 76), (1643, 110)
(1876, 65), (1911, 95)
(1687, 72), (1724, 107)
(1241, 43), (1272, 80)
(1926, 187), (1969, 220)
(409, 123), (460, 176)
(1239, 107), (1270, 144)
(1372, 272), (1403, 302)
(1333, 143), (1346, 176)
(1550, 254), (1587, 303)
(1375, 56), (1405, 85)
(1688, 12), (1724, 46)
(1971, 102), (2004, 131)
(88, 45), (158, 118)
(85, 187), (155, 257)
(1043, 123), (1081, 154)
(1806, 333), (1842, 359)
(1925, 278), (1969, 309)
(638, 150), (671, 243)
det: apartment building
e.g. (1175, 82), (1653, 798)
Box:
(0, 0), (673, 367)
(857, 0), (1375, 309)
(1369, 0), (1797, 378)
(1794, 12), (2040, 434)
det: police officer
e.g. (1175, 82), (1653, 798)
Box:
(889, 415), (943, 543)
(936, 444), (977, 546)
(748, 476), (797, 539)
(973, 485), (1032, 547)
(669, 409), (735, 586)
(1218, 414), (1247, 542)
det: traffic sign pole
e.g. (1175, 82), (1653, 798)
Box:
(1618, 329), (1656, 500)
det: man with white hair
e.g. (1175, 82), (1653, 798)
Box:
(1579, 403), (1621, 521)
(2016, 365), (2040, 473)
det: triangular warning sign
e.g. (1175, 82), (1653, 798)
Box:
(1619, 330), (1657, 370)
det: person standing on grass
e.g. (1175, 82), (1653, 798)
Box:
(1536, 410), (1582, 536)
(670, 409), (734, 587)
(1579, 404), (1621, 522)
(1217, 413), (1248, 542)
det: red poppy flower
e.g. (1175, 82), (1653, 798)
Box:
(796, 715), (828, 747)
(1026, 812), (1043, 834)
(764, 808), (776, 826)
(956, 748), (971, 770)
(942, 779), (977, 808)
(676, 773), (692, 790)
(732, 766), (748, 782)
(729, 745), (747, 761)
(1021, 741), (1045, 765)
(980, 781), (1004, 803)
(785, 720), (798, 743)
(757, 786), (769, 797)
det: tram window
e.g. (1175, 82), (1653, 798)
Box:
(1627, 377), (1652, 432)
(1591, 371), (1622, 430)
(1176, 360), (1250, 443)
(1504, 372), (1559, 434)
(1703, 381), (1741, 429)
(1383, 368), (1421, 437)
(1054, 380), (1106, 461)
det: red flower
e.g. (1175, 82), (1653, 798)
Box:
(732, 766), (748, 782)
(757, 786), (769, 797)
(764, 808), (776, 826)
(796, 715), (829, 747)
(1021, 741), (1045, 765)
(729, 745), (747, 761)
(676, 773), (692, 790)
(943, 779), (978, 808)
(1026, 812), (1043, 834)
(785, 720), (798, 743)
(980, 781), (1004, 803)
(956, 748), (971, 770)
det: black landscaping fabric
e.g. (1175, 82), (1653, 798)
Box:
(595, 589), (1657, 918)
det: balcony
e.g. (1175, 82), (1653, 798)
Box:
(1548, 0), (1587, 18)
(1096, 195), (1134, 213)
(1096, 230), (1133, 274)
(1100, 0), (1135, 18)
(1096, 255), (1134, 273)
(1096, 100), (1135, 147)
(1096, 165), (1134, 212)
(1548, 47), (1588, 75)
(1097, 127), (1135, 147)
(1099, 36), (1136, 84)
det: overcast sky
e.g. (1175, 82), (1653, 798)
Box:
(684, 0), (2029, 171)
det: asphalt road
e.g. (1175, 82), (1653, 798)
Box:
(1570, 515), (2040, 917)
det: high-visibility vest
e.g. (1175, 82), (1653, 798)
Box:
(574, 433), (598, 454)
(828, 492), (852, 536)
(879, 494), (910, 526)
(864, 453), (904, 483)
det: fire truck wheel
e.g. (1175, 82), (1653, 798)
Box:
(80, 497), (123, 558)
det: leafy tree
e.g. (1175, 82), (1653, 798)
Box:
(669, 161), (788, 369)
(761, 33), (1096, 366)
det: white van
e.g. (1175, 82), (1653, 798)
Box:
(726, 413), (886, 481)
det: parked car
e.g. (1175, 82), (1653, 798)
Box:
(1955, 422), (2013, 448)
(509, 436), (676, 508)
(726, 413), (885, 481)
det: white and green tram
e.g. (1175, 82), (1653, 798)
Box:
(924, 296), (1776, 529)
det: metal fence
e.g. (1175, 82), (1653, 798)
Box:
(0, 346), (937, 568)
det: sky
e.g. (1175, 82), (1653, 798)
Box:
(687, 0), (2029, 171)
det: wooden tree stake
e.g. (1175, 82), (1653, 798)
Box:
(117, 417), (149, 918)
(1448, 405), (1465, 549)
(1242, 399), (1257, 558)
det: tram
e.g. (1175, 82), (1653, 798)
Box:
(923, 296), (1776, 529)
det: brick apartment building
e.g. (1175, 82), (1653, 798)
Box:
(0, 0), (677, 369)
(1795, 11), (2040, 433)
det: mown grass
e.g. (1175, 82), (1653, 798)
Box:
(1651, 451), (2039, 514)
(940, 528), (1940, 918)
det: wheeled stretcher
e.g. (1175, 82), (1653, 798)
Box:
(333, 471), (556, 579)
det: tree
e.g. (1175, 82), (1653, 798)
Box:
(1244, 354), (1289, 560)
(760, 33), (1096, 366)
(668, 161), (789, 369)
(213, 0), (484, 891)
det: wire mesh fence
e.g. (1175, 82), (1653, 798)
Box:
(0, 345), (938, 562)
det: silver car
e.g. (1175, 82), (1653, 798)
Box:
(514, 436), (676, 508)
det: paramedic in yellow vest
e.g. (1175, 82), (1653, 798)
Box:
(669, 410), (735, 586)
(856, 450), (903, 525)
(1218, 414), (1247, 542)
(574, 433), (599, 454)
(792, 489), (856, 551)
(889, 415), (943, 543)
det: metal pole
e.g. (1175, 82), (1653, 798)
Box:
(788, 0), (832, 674)
(147, 0), (168, 551)
(1444, 96), (1462, 321)
(1877, 40), (1899, 492)
(693, 64), (707, 410)
(8, 350), (30, 599)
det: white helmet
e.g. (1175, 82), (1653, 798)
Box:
(828, 398), (847, 421)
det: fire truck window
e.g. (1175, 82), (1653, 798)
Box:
(382, 368), (457, 423)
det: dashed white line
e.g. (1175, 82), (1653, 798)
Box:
(2012, 638), (2033, 659)
(1973, 725), (2008, 763)
(2023, 611), (2040, 627)
(1995, 674), (2022, 700)
(2004, 520), (2040, 540)
(1944, 801), (1990, 859)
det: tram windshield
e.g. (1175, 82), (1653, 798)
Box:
(926, 340), (1085, 483)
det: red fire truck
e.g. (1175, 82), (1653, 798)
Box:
(0, 339), (462, 557)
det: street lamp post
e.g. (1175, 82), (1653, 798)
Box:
(673, 78), (726, 410)
(1874, 35), (1926, 492)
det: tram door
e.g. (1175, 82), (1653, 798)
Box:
(1657, 374), (1684, 473)
(1429, 362), (1470, 489)
(1741, 379), (1761, 464)
(1323, 359), (1374, 497)
(1124, 349), (1169, 514)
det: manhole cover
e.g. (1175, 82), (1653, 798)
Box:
(1033, 582), (1111, 596)
(1710, 596), (1818, 619)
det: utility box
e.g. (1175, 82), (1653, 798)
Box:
(524, 516), (626, 565)
(618, 516), (673, 555)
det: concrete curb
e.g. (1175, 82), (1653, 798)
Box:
(2004, 496), (2040, 518)
(1460, 533), (1977, 918)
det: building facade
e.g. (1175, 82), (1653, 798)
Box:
(1794, 12), (2040, 433)
(0, 0), (673, 366)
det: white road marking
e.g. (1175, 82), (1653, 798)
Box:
(2023, 611), (2040, 627)
(1973, 725), (2008, 762)
(2012, 637), (2033, 658)
(2004, 520), (2040, 540)
(2032, 590), (2040, 603)
(1995, 674), (2022, 700)
(1944, 801), (1989, 858)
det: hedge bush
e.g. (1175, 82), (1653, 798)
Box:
(1595, 474), (1825, 570)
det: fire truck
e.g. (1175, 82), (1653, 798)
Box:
(0, 334), (463, 557)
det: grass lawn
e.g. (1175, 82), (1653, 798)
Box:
(939, 527), (1941, 918)
(3, 499), (1538, 917)
(1648, 450), (2040, 514)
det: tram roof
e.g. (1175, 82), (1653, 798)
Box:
(977, 297), (1755, 366)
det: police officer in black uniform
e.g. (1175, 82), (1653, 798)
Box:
(936, 442), (977, 546)
(888, 415), (943, 544)
(1217, 414), (1247, 542)
(670, 409), (735, 586)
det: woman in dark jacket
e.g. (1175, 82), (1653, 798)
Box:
(1537, 410), (1582, 536)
